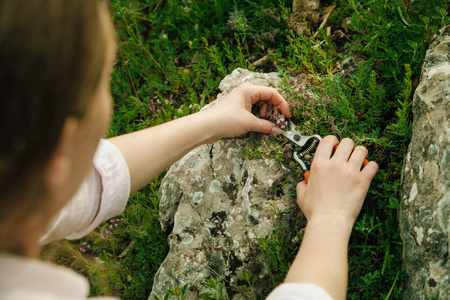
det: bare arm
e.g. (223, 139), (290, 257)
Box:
(285, 217), (352, 299)
(285, 136), (378, 300)
(108, 83), (291, 194)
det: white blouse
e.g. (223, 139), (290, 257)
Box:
(0, 139), (333, 300)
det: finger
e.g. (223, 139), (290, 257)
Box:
(314, 135), (339, 161)
(361, 161), (379, 180)
(259, 103), (268, 118)
(332, 138), (355, 162)
(247, 115), (281, 135)
(242, 84), (291, 118)
(296, 181), (307, 211)
(348, 145), (368, 169)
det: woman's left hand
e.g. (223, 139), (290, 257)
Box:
(109, 83), (291, 194)
(204, 83), (291, 142)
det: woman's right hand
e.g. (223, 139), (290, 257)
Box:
(295, 136), (379, 228)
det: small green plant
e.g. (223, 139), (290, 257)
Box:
(237, 272), (258, 300)
(347, 0), (448, 99)
(256, 222), (305, 295)
(41, 0), (450, 299)
(155, 284), (189, 300)
(200, 277), (228, 300)
(386, 64), (413, 144)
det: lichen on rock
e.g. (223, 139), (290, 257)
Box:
(150, 69), (304, 300)
(399, 26), (450, 300)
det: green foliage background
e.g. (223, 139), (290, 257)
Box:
(41, 1), (449, 299)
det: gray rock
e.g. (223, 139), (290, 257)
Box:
(341, 55), (364, 74)
(150, 69), (304, 299)
(400, 26), (450, 300)
(218, 68), (281, 95)
(288, 0), (321, 35)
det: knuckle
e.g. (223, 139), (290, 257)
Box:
(342, 137), (354, 147)
(355, 145), (368, 155)
(310, 160), (325, 172)
(322, 135), (338, 144)
(268, 86), (277, 93)
(330, 135), (339, 143)
(330, 160), (342, 172)
(235, 83), (250, 92)
(368, 161), (379, 171)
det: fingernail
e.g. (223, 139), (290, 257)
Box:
(271, 127), (282, 136)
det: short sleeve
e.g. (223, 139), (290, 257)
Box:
(39, 139), (130, 244)
(266, 283), (334, 300)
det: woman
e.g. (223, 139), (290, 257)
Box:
(0, 1), (378, 299)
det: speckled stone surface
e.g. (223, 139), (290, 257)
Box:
(400, 26), (450, 300)
(150, 69), (304, 300)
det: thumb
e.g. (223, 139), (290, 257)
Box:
(249, 117), (282, 135)
(296, 181), (307, 211)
